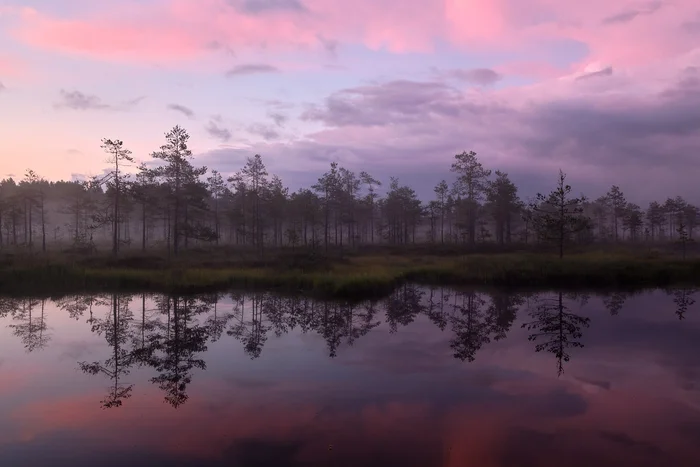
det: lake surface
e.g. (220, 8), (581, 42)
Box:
(0, 286), (699, 466)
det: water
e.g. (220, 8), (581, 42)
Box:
(0, 286), (699, 466)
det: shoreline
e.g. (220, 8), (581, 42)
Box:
(2, 252), (699, 298)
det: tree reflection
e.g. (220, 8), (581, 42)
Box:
(385, 284), (425, 333)
(227, 292), (380, 359)
(425, 286), (450, 331)
(522, 291), (591, 376)
(8, 284), (689, 410)
(203, 293), (233, 343)
(228, 292), (271, 359)
(601, 292), (629, 316)
(148, 296), (210, 408)
(55, 294), (101, 321)
(445, 289), (525, 362)
(79, 294), (138, 408)
(8, 298), (50, 352)
(448, 291), (491, 362)
(667, 288), (698, 321)
(487, 290), (525, 341)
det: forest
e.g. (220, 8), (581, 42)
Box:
(1, 125), (696, 260)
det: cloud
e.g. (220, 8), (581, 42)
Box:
(53, 90), (144, 111)
(0, 81), (4, 92)
(682, 14), (700, 34)
(167, 103), (195, 118)
(573, 376), (611, 391)
(248, 123), (281, 141)
(232, 0), (308, 15)
(206, 119), (233, 142)
(575, 66), (614, 81)
(202, 50), (700, 203)
(8, 0), (700, 68)
(54, 89), (110, 110)
(124, 95), (146, 108)
(268, 112), (288, 127)
(225, 63), (280, 77)
(442, 68), (503, 86)
(300, 80), (475, 127)
(316, 34), (339, 57)
(602, 2), (663, 25)
(597, 430), (666, 456)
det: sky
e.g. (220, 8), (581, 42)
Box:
(0, 0), (699, 203)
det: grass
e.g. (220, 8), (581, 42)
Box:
(1, 246), (699, 299)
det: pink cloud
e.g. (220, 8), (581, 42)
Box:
(8, 0), (442, 65)
(8, 0), (698, 69)
(495, 60), (573, 80)
(522, 0), (700, 67)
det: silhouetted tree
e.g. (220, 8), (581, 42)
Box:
(485, 171), (521, 245)
(450, 151), (491, 246)
(605, 185), (626, 241)
(151, 126), (207, 256)
(101, 139), (134, 255)
(531, 170), (589, 258)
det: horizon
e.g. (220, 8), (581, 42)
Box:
(1, 0), (699, 205)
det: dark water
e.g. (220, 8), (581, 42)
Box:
(0, 286), (699, 467)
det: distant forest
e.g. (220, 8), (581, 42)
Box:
(1, 125), (696, 257)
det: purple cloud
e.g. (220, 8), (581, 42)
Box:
(225, 64), (280, 77)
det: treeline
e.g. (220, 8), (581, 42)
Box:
(1, 125), (697, 257)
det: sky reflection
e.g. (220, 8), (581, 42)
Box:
(0, 287), (698, 466)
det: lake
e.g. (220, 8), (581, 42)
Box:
(0, 286), (699, 466)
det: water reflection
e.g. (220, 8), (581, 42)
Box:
(522, 292), (591, 376)
(0, 287), (699, 466)
(668, 288), (699, 321)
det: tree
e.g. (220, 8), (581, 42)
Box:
(150, 126), (206, 256)
(622, 203), (643, 242)
(22, 170), (49, 252)
(206, 170), (226, 245)
(378, 178), (423, 245)
(313, 162), (341, 251)
(605, 185), (626, 241)
(664, 196), (687, 241)
(130, 164), (158, 251)
(645, 201), (665, 241)
(338, 167), (360, 248)
(359, 171), (381, 244)
(101, 138), (134, 255)
(230, 154), (269, 255)
(433, 180), (449, 244)
(677, 217), (692, 260)
(450, 151), (491, 246)
(485, 170), (520, 245)
(530, 170), (589, 258)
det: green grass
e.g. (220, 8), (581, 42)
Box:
(1, 248), (699, 299)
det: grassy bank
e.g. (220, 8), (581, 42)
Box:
(1, 248), (699, 298)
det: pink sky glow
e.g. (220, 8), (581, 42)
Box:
(0, 0), (699, 201)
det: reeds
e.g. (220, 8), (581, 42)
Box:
(1, 251), (699, 298)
